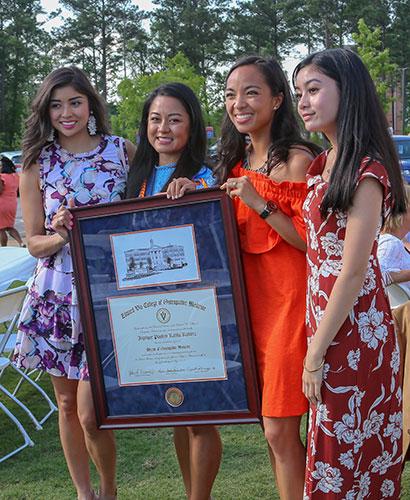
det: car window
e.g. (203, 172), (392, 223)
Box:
(395, 140), (410, 159)
(12, 155), (22, 163)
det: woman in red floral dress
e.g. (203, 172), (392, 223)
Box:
(294, 49), (405, 498)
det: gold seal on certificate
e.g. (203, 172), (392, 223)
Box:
(69, 189), (261, 428)
(165, 387), (184, 407)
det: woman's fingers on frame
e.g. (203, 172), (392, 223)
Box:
(57, 206), (73, 222)
(166, 180), (176, 199)
(179, 183), (189, 197)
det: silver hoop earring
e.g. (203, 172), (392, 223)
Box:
(87, 113), (97, 135)
(47, 128), (55, 142)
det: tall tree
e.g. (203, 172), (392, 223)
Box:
(231, 0), (305, 60)
(0, 0), (52, 149)
(53, 0), (148, 99)
(150, 0), (231, 118)
(386, 0), (410, 68)
(352, 18), (397, 111)
(298, 0), (390, 51)
(386, 0), (410, 130)
(112, 52), (204, 141)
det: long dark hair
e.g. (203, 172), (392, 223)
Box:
(293, 48), (406, 217)
(22, 66), (110, 170)
(126, 83), (207, 198)
(216, 55), (321, 182)
(1, 156), (16, 174)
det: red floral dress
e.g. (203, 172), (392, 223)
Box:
(303, 152), (402, 499)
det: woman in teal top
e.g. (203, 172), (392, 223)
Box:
(126, 83), (219, 500)
(126, 83), (215, 200)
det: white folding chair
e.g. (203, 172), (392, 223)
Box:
(386, 283), (410, 309)
(0, 400), (34, 463)
(0, 286), (57, 462)
(0, 285), (35, 462)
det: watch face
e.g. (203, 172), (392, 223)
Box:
(266, 200), (277, 212)
(260, 200), (278, 219)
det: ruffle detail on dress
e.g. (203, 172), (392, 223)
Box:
(18, 284), (75, 344)
(14, 282), (87, 379)
(231, 163), (307, 254)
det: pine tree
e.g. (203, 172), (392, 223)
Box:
(0, 0), (52, 149)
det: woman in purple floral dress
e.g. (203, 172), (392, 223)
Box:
(13, 67), (135, 500)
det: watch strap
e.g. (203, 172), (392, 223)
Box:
(259, 200), (278, 219)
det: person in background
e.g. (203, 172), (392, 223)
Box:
(0, 155), (25, 247)
(13, 66), (135, 500)
(294, 47), (404, 498)
(126, 82), (219, 500)
(378, 184), (410, 293)
(218, 55), (321, 499)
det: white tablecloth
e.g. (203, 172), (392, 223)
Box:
(0, 247), (37, 291)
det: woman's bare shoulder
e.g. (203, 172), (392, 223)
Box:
(20, 162), (41, 189)
(124, 139), (136, 160)
(285, 147), (316, 182)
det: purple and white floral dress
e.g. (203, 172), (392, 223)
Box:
(13, 135), (129, 380)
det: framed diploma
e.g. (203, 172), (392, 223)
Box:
(69, 188), (260, 429)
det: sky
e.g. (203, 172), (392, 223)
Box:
(38, 0), (304, 77)
(39, 0), (156, 29)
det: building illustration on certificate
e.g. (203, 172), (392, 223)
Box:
(110, 224), (201, 289)
(125, 238), (187, 280)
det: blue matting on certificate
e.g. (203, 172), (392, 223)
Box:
(78, 199), (249, 417)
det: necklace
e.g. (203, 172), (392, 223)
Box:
(324, 149), (336, 177)
(243, 150), (269, 174)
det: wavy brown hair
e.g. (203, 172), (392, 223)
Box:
(22, 66), (110, 170)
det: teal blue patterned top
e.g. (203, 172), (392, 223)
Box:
(144, 162), (216, 196)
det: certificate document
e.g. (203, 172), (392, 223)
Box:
(107, 287), (227, 386)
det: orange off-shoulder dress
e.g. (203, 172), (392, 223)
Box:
(230, 161), (308, 417)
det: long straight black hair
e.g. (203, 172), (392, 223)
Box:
(216, 55), (322, 182)
(126, 82), (207, 198)
(293, 48), (406, 217)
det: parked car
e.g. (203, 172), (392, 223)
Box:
(392, 135), (410, 183)
(0, 150), (22, 173)
(208, 141), (219, 162)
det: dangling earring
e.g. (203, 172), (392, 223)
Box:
(87, 113), (97, 135)
(47, 128), (55, 142)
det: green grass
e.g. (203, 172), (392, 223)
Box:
(0, 371), (409, 499)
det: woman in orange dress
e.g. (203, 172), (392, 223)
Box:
(218, 55), (321, 499)
(0, 155), (24, 246)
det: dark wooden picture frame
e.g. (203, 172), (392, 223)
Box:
(69, 188), (260, 429)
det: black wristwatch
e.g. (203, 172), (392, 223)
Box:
(259, 200), (278, 219)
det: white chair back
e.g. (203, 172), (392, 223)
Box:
(0, 284), (57, 463)
(0, 285), (28, 354)
(386, 283), (410, 309)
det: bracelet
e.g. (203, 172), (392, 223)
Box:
(303, 356), (325, 373)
